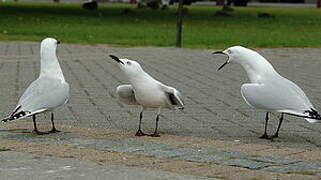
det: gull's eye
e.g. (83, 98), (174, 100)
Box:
(127, 61), (131, 65)
(227, 49), (232, 54)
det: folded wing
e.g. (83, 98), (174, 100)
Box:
(241, 79), (318, 122)
(4, 77), (69, 121)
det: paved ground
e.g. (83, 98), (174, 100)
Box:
(0, 151), (216, 180)
(0, 41), (321, 179)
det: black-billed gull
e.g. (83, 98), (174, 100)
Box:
(110, 55), (184, 137)
(214, 46), (321, 139)
(2, 38), (70, 135)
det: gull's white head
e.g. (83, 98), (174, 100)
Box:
(214, 46), (277, 82)
(110, 55), (144, 77)
(39, 37), (64, 80)
(214, 46), (259, 70)
(40, 38), (60, 57)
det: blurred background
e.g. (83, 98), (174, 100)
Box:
(0, 0), (320, 48)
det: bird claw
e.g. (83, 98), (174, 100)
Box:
(135, 130), (147, 136)
(270, 134), (279, 139)
(33, 130), (49, 135)
(48, 129), (61, 133)
(148, 132), (160, 137)
(259, 133), (271, 139)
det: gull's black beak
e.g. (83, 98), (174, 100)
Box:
(57, 40), (61, 45)
(217, 61), (228, 71)
(212, 51), (225, 55)
(213, 51), (229, 71)
(109, 55), (124, 65)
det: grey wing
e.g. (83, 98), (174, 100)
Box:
(9, 77), (69, 121)
(116, 84), (138, 105)
(241, 80), (313, 116)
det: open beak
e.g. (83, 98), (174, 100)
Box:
(217, 61), (228, 71)
(109, 55), (124, 65)
(213, 51), (229, 71)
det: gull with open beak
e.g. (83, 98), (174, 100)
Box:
(110, 55), (184, 137)
(214, 46), (321, 139)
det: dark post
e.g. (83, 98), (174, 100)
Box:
(216, 0), (225, 6)
(318, 0), (321, 8)
(176, 0), (184, 47)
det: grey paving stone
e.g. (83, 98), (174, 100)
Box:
(139, 147), (206, 159)
(292, 161), (321, 170)
(175, 151), (231, 162)
(248, 155), (301, 164)
(221, 159), (269, 169)
(218, 150), (249, 158)
(265, 165), (321, 175)
(110, 143), (171, 154)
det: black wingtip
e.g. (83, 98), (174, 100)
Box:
(305, 108), (321, 120)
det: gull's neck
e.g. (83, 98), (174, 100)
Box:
(126, 70), (156, 87)
(238, 52), (278, 83)
(40, 47), (65, 81)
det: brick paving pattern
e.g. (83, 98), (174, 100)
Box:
(0, 41), (321, 148)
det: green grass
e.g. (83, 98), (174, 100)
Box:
(0, 2), (321, 48)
